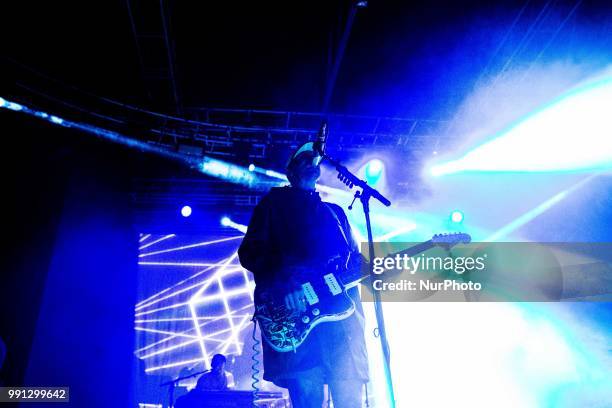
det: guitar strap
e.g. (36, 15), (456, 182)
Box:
(322, 203), (351, 249)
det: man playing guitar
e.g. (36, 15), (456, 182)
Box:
(239, 142), (368, 408)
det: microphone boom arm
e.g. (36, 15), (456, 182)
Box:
(323, 154), (391, 207)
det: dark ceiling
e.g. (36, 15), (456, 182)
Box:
(1, 1), (612, 230)
(4, 0), (611, 120)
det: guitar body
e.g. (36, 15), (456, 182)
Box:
(254, 233), (471, 352)
(254, 272), (356, 352)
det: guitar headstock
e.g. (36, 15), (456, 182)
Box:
(431, 232), (471, 246)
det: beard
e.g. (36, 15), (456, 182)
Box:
(303, 166), (320, 183)
(292, 166), (320, 189)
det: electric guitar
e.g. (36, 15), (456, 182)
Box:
(254, 232), (471, 352)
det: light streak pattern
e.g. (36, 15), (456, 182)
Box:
(135, 233), (254, 376)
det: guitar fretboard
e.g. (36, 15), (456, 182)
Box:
(341, 240), (435, 287)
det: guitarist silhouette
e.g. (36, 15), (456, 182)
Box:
(239, 141), (368, 408)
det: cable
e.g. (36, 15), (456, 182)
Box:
(250, 316), (261, 408)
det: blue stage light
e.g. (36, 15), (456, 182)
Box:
(450, 210), (464, 223)
(220, 216), (248, 233)
(264, 169), (288, 180)
(181, 206), (192, 217)
(1, 98), (23, 111)
(430, 75), (612, 176)
(248, 163), (255, 172)
(201, 157), (255, 186)
(365, 159), (384, 186)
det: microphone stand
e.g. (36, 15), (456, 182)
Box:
(160, 369), (210, 408)
(323, 154), (396, 407)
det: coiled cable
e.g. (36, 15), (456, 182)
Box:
(250, 315), (261, 407)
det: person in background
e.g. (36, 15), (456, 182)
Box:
(195, 354), (235, 391)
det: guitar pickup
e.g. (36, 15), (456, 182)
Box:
(323, 273), (343, 295)
(301, 282), (319, 305)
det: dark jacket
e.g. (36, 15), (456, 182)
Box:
(238, 186), (369, 386)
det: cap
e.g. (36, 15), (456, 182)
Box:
(286, 142), (323, 169)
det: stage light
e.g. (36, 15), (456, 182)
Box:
(264, 169), (288, 180)
(220, 216), (248, 233)
(365, 159), (384, 186)
(450, 210), (464, 223)
(181, 206), (192, 217)
(367, 303), (596, 407)
(201, 157), (255, 186)
(1, 99), (23, 111)
(430, 75), (612, 176)
(248, 163), (255, 172)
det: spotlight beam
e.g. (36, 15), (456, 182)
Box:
(134, 304), (254, 355)
(1, 98), (369, 198)
(134, 302), (190, 317)
(0, 97), (198, 164)
(136, 262), (221, 308)
(139, 339), (200, 359)
(190, 253), (240, 299)
(138, 261), (235, 267)
(190, 302), (209, 367)
(138, 234), (176, 250)
(139, 236), (243, 258)
(190, 288), (253, 305)
(145, 357), (207, 373)
(136, 331), (194, 355)
(137, 317), (252, 360)
(486, 174), (599, 241)
(134, 315), (251, 323)
(430, 76), (612, 176)
(221, 315), (250, 354)
(216, 273), (241, 354)
(221, 217), (248, 233)
(135, 267), (243, 311)
(134, 327), (198, 339)
(188, 253), (244, 364)
(375, 222), (417, 242)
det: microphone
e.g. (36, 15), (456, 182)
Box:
(314, 119), (328, 157)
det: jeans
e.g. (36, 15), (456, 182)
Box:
(286, 377), (364, 408)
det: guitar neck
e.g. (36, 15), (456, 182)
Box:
(341, 240), (435, 288)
